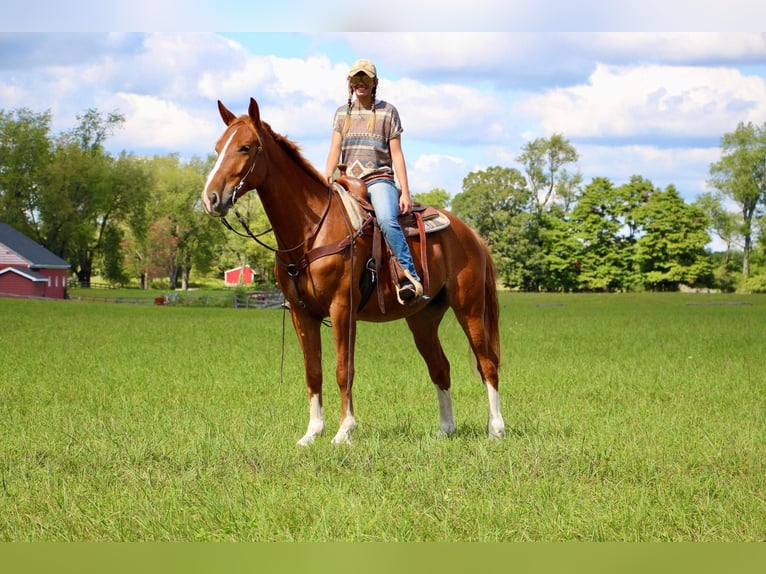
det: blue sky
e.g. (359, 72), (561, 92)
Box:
(2, 4), (766, 223)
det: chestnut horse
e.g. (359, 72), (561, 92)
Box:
(201, 98), (504, 445)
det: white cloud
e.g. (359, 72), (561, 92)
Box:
(517, 63), (766, 141)
(385, 78), (510, 144)
(578, 144), (719, 184)
(106, 93), (219, 153)
(409, 154), (469, 195)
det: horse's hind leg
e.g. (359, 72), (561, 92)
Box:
(405, 298), (456, 436)
(452, 303), (505, 438)
(450, 268), (505, 438)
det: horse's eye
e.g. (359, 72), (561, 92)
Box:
(239, 145), (250, 153)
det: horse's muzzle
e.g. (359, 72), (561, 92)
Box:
(202, 190), (230, 217)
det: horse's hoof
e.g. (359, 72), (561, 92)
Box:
(297, 433), (319, 446)
(331, 428), (354, 445)
(488, 420), (506, 439)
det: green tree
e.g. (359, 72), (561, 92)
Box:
(571, 178), (628, 291)
(451, 166), (530, 242)
(490, 211), (546, 290)
(634, 185), (713, 290)
(569, 176), (656, 291)
(451, 166), (536, 289)
(37, 110), (150, 285)
(517, 133), (581, 216)
(538, 207), (582, 292)
(694, 191), (741, 259)
(0, 108), (52, 238)
(708, 121), (766, 278)
(413, 187), (450, 209)
(131, 155), (223, 289)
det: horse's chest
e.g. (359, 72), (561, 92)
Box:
(278, 257), (349, 312)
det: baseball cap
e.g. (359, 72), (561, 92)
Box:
(348, 59), (377, 78)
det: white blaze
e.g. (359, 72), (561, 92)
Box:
(202, 128), (238, 209)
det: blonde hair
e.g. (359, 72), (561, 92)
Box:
(341, 80), (378, 136)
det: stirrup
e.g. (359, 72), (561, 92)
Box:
(396, 270), (423, 306)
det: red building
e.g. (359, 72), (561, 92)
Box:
(0, 222), (70, 299)
(224, 265), (256, 287)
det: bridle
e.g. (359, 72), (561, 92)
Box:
(219, 143), (335, 261)
(220, 144), (270, 244)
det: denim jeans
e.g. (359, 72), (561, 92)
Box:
(367, 179), (421, 283)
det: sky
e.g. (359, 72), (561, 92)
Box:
(2, 2), (766, 222)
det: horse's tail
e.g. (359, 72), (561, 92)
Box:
(482, 240), (501, 367)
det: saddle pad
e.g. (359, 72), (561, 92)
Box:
(401, 211), (451, 237)
(334, 184), (366, 231)
(333, 183), (451, 236)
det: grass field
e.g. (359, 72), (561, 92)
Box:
(0, 292), (764, 541)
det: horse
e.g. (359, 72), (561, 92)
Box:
(201, 97), (505, 445)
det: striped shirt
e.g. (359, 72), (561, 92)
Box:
(332, 99), (403, 181)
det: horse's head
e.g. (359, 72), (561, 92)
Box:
(201, 98), (265, 217)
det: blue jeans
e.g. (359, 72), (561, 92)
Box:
(367, 179), (420, 284)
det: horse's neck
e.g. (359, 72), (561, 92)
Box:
(256, 158), (333, 254)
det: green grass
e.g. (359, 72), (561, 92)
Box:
(0, 293), (764, 541)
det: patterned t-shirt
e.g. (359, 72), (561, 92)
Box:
(332, 99), (403, 181)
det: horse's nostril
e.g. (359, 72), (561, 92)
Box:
(210, 192), (219, 209)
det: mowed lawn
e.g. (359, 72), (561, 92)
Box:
(0, 292), (763, 541)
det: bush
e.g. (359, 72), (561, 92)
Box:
(740, 272), (766, 293)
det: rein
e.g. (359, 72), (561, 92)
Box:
(220, 144), (335, 262)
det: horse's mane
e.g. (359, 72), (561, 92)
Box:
(240, 115), (327, 187)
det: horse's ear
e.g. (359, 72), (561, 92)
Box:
(248, 98), (261, 127)
(218, 100), (237, 126)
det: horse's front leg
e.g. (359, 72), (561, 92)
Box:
(330, 303), (357, 444)
(291, 310), (325, 446)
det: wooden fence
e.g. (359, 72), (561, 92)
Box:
(233, 291), (285, 309)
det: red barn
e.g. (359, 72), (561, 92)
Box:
(0, 222), (70, 299)
(224, 265), (256, 287)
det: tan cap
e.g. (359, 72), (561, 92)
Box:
(348, 59), (377, 78)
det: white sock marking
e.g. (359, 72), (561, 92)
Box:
(297, 393), (325, 446)
(485, 381), (505, 438)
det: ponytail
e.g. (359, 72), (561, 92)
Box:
(365, 83), (377, 132)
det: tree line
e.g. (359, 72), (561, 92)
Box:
(446, 126), (766, 292)
(0, 107), (264, 290)
(1, 107), (765, 292)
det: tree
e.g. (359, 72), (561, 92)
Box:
(538, 206), (582, 292)
(37, 111), (150, 285)
(451, 166), (529, 242)
(634, 185), (713, 290)
(0, 108), (52, 238)
(450, 166), (536, 289)
(517, 133), (581, 216)
(129, 155), (223, 289)
(693, 191), (742, 264)
(413, 187), (450, 209)
(570, 178), (627, 290)
(708, 121), (766, 278)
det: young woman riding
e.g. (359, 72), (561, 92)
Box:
(324, 59), (423, 304)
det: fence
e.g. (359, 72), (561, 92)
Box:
(68, 289), (284, 309)
(233, 291), (285, 309)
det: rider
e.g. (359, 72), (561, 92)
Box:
(324, 59), (423, 305)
